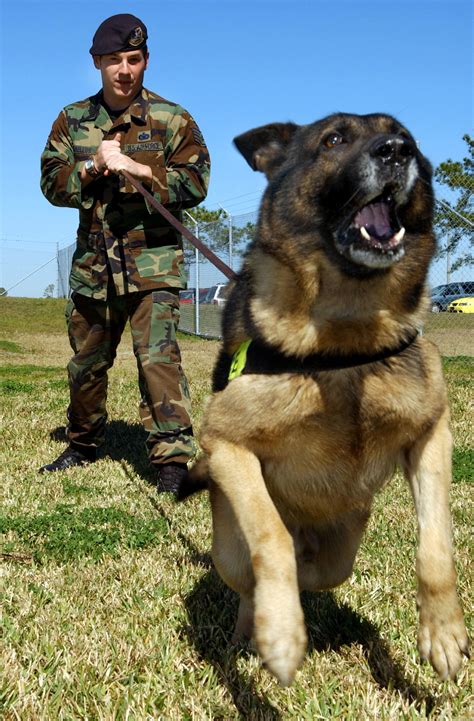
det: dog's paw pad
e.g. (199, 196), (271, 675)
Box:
(418, 606), (469, 680)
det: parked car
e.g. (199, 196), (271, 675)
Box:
(447, 297), (474, 314)
(181, 285), (230, 306)
(206, 283), (230, 307)
(430, 281), (474, 312)
(179, 289), (195, 304)
(179, 288), (215, 303)
(198, 288), (213, 303)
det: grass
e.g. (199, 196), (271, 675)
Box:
(0, 506), (168, 563)
(0, 296), (68, 335)
(0, 339), (24, 354)
(0, 298), (472, 720)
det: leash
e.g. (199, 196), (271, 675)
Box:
(121, 170), (236, 280)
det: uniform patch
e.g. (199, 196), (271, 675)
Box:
(124, 142), (162, 153)
(73, 144), (98, 158)
(138, 131), (151, 142)
(192, 126), (205, 147)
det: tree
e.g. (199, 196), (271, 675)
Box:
(183, 205), (256, 274)
(434, 134), (474, 271)
(43, 283), (55, 298)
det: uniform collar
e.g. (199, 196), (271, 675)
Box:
(83, 87), (149, 129)
(127, 87), (149, 123)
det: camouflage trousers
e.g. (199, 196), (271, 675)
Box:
(65, 288), (196, 465)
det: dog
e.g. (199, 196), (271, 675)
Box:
(179, 112), (469, 685)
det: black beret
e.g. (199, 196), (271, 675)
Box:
(89, 14), (148, 55)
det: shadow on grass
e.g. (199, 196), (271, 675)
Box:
(50, 421), (153, 483)
(183, 568), (282, 720)
(2, 421), (174, 565)
(105, 420), (152, 480)
(43, 424), (216, 570)
(49, 423), (210, 559)
(301, 592), (437, 713)
(183, 574), (437, 717)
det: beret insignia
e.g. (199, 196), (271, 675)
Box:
(129, 27), (144, 47)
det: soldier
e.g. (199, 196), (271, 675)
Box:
(39, 14), (210, 494)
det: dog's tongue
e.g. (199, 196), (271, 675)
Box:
(355, 201), (393, 240)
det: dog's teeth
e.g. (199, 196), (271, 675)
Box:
(360, 226), (371, 241)
(394, 227), (406, 242)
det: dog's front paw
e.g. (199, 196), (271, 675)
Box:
(418, 594), (470, 680)
(254, 584), (307, 686)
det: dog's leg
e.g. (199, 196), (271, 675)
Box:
(402, 409), (469, 679)
(209, 482), (255, 641)
(207, 438), (307, 686)
(233, 595), (255, 642)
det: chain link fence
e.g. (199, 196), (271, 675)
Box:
(426, 169), (473, 355)
(179, 210), (257, 338)
(50, 182), (473, 356)
(57, 244), (75, 299)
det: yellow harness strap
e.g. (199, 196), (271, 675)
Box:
(228, 339), (252, 381)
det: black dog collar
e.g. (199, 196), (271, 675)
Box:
(228, 332), (419, 380)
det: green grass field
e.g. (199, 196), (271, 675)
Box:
(1, 297), (472, 720)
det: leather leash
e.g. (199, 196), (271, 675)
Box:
(121, 170), (236, 280)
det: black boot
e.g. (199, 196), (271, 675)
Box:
(156, 462), (188, 495)
(39, 446), (96, 473)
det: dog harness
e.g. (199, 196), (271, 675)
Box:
(227, 332), (419, 381)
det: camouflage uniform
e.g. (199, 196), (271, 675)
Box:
(41, 86), (210, 464)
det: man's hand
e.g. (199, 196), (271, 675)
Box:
(97, 132), (152, 183)
(94, 132), (122, 175)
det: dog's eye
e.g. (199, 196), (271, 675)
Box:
(399, 130), (413, 143)
(324, 132), (344, 148)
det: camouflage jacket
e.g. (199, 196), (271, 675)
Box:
(41, 87), (210, 299)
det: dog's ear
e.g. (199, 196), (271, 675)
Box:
(233, 122), (299, 178)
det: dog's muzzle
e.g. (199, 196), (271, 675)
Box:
(336, 136), (418, 269)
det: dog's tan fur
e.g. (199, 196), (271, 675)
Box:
(182, 113), (469, 685)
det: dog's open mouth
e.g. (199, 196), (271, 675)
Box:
(337, 193), (406, 269)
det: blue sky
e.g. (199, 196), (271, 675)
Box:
(0, 0), (472, 296)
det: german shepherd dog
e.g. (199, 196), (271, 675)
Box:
(180, 113), (469, 685)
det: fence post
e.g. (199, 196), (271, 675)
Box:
(195, 245), (200, 335)
(219, 205), (233, 270)
(184, 211), (200, 334)
(56, 242), (60, 298)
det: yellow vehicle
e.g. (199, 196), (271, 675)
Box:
(447, 297), (474, 313)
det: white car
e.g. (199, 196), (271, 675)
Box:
(206, 283), (229, 307)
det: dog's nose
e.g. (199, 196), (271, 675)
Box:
(371, 136), (415, 166)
